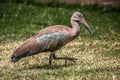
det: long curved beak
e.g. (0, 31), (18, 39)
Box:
(81, 18), (93, 35)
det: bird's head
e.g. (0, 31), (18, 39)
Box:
(71, 12), (93, 35)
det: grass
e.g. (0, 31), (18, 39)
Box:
(0, 2), (120, 80)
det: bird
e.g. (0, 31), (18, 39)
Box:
(11, 12), (93, 69)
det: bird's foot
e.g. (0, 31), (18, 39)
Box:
(65, 57), (77, 62)
(53, 55), (77, 62)
(52, 53), (77, 67)
(64, 57), (77, 67)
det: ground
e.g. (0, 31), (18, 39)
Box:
(0, 2), (120, 80)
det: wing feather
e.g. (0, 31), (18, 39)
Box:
(13, 25), (71, 57)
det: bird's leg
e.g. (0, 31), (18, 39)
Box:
(64, 56), (77, 66)
(64, 57), (77, 62)
(52, 53), (57, 60)
(49, 52), (54, 69)
(52, 53), (77, 66)
(53, 53), (77, 62)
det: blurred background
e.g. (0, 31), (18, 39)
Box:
(0, 0), (120, 5)
(0, 0), (120, 80)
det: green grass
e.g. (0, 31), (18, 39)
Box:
(0, 2), (120, 80)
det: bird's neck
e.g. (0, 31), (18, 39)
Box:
(71, 20), (80, 37)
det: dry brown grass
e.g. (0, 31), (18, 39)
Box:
(0, 2), (120, 80)
(0, 36), (119, 80)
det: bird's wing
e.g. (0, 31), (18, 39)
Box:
(13, 37), (40, 57)
(13, 25), (71, 58)
(35, 30), (69, 52)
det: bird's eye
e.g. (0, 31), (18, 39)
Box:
(79, 15), (83, 18)
(74, 16), (78, 18)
